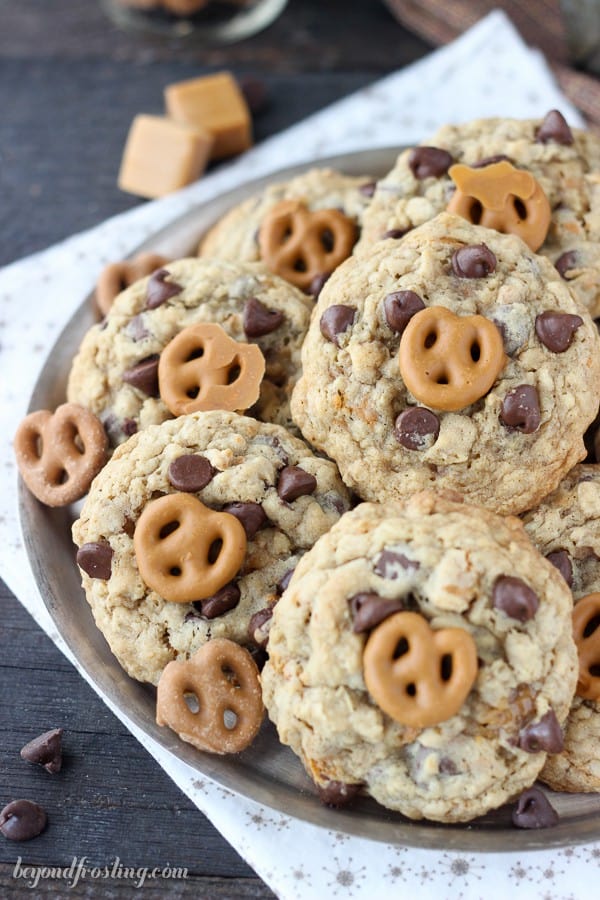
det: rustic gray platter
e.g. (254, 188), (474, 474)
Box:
(19, 148), (600, 852)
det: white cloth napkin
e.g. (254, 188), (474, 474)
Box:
(1, 10), (598, 898)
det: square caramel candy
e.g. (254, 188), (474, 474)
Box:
(118, 114), (213, 199)
(164, 71), (252, 160)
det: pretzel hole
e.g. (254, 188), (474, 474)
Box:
(73, 432), (85, 454)
(56, 468), (69, 485)
(406, 683), (417, 697)
(186, 385), (200, 399)
(183, 691), (200, 713)
(186, 346), (205, 362)
(32, 433), (44, 459)
(293, 257), (307, 273)
(170, 566), (182, 576)
(470, 341), (481, 362)
(424, 331), (437, 349)
(469, 200), (483, 225)
(393, 637), (409, 660)
(227, 361), (241, 384)
(159, 520), (180, 539)
(208, 538), (223, 564)
(583, 614), (600, 638)
(513, 197), (528, 220)
(223, 709), (238, 730)
(590, 664), (600, 677)
(281, 225), (293, 243)
(436, 374), (449, 385)
(320, 228), (335, 252)
(440, 653), (453, 682)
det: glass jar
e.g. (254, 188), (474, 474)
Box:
(103, 0), (288, 44)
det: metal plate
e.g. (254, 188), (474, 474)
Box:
(19, 148), (600, 851)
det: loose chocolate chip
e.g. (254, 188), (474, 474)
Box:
(122, 418), (138, 437)
(193, 583), (241, 619)
(359, 181), (377, 197)
(243, 297), (284, 337)
(320, 305), (356, 345)
(76, 541), (113, 580)
(383, 290), (425, 334)
(374, 549), (419, 579)
(350, 592), (408, 633)
(555, 250), (579, 279)
(125, 314), (151, 342)
(20, 728), (63, 774)
(492, 576), (539, 622)
(0, 800), (47, 841)
(315, 780), (362, 808)
(309, 273), (330, 298)
(408, 146), (453, 179)
(395, 407), (440, 451)
(472, 154), (512, 168)
(518, 710), (564, 754)
(145, 269), (183, 309)
(451, 243), (497, 278)
(247, 607), (274, 649)
(535, 109), (574, 145)
(382, 228), (409, 239)
(276, 568), (295, 594)
(500, 385), (541, 434)
(168, 455), (217, 492)
(122, 354), (160, 397)
(546, 549), (573, 587)
(277, 466), (317, 502)
(535, 311), (583, 353)
(439, 757), (458, 775)
(222, 501), (267, 539)
(239, 76), (268, 114)
(512, 787), (558, 829)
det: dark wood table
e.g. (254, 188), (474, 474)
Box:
(0, 1), (429, 895)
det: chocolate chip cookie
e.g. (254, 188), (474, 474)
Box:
(67, 258), (312, 447)
(291, 212), (600, 515)
(358, 113), (600, 316)
(262, 493), (577, 822)
(523, 464), (600, 793)
(72, 410), (351, 685)
(199, 168), (374, 293)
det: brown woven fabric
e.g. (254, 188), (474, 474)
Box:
(384, 0), (600, 128)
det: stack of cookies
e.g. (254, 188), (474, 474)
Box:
(14, 110), (600, 828)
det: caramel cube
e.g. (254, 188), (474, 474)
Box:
(118, 114), (213, 199)
(164, 71), (252, 160)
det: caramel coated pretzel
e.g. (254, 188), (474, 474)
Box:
(399, 306), (506, 411)
(447, 161), (551, 252)
(156, 639), (264, 754)
(95, 252), (170, 316)
(363, 611), (478, 728)
(572, 592), (600, 700)
(134, 493), (247, 603)
(14, 403), (108, 507)
(158, 322), (265, 417)
(258, 199), (356, 291)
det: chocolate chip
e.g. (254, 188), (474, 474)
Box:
(451, 243), (497, 278)
(374, 549), (419, 579)
(168, 455), (217, 492)
(382, 228), (409, 239)
(472, 154), (512, 168)
(0, 800), (47, 841)
(76, 541), (113, 580)
(555, 250), (579, 279)
(408, 146), (453, 179)
(122, 418), (138, 437)
(320, 305), (356, 345)
(222, 502), (267, 539)
(277, 466), (317, 502)
(492, 576), (539, 622)
(315, 780), (361, 808)
(512, 787), (558, 829)
(309, 273), (330, 298)
(535, 109), (574, 145)
(546, 549), (573, 587)
(239, 76), (268, 114)
(247, 607), (274, 649)
(145, 269), (183, 309)
(535, 311), (583, 352)
(276, 568), (295, 594)
(20, 728), (63, 774)
(193, 583), (240, 619)
(125, 314), (151, 342)
(122, 354), (160, 396)
(349, 592), (408, 633)
(500, 385), (541, 433)
(383, 290), (425, 334)
(359, 181), (377, 197)
(243, 297), (284, 337)
(395, 407), (440, 451)
(518, 710), (564, 754)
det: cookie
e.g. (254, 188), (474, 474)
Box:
(358, 113), (600, 316)
(72, 410), (351, 685)
(67, 258), (311, 448)
(523, 464), (600, 793)
(291, 212), (600, 515)
(199, 168), (374, 292)
(262, 494), (577, 823)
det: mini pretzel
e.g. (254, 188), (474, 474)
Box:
(95, 252), (170, 316)
(156, 639), (264, 754)
(447, 161), (551, 252)
(572, 592), (600, 700)
(14, 403), (108, 507)
(258, 199), (356, 291)
(158, 322), (265, 417)
(133, 492), (247, 603)
(399, 306), (506, 411)
(363, 611), (478, 728)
